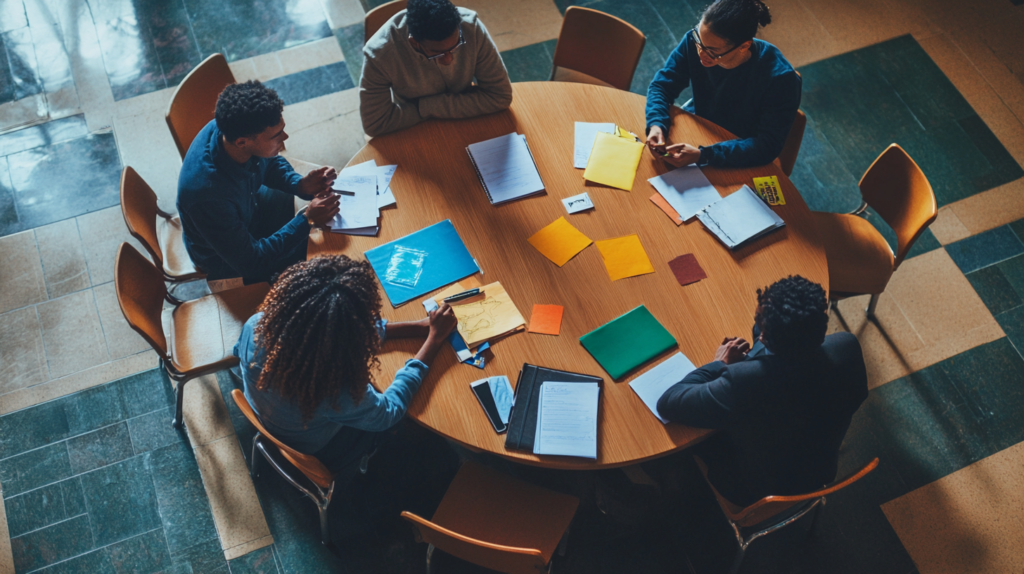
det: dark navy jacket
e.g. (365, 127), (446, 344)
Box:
(646, 31), (802, 168)
(176, 121), (311, 282)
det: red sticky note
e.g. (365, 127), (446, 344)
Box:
(668, 254), (707, 286)
(529, 304), (564, 335)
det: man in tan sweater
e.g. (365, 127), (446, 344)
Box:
(360, 0), (513, 137)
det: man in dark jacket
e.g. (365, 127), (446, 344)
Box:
(658, 276), (867, 506)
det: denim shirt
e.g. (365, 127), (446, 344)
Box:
(177, 120), (311, 281)
(233, 313), (430, 454)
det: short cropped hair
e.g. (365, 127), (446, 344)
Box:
(406, 0), (461, 42)
(215, 80), (284, 141)
(754, 276), (829, 357)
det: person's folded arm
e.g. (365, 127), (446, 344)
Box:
(646, 39), (693, 133)
(656, 361), (739, 429)
(360, 57), (425, 137)
(264, 156), (308, 200)
(330, 359), (429, 432)
(417, 19), (512, 120)
(189, 199), (310, 280)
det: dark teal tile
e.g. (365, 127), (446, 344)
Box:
(129, 407), (186, 454)
(789, 113), (864, 214)
(185, 0), (331, 62)
(93, 14), (167, 100)
(996, 306), (1024, 360)
(154, 564), (193, 574)
(1010, 218), (1024, 243)
(333, 24), (363, 88)
(80, 456), (162, 547)
(227, 546), (279, 574)
(0, 157), (18, 237)
(61, 379), (129, 436)
(263, 61), (354, 106)
(60, 476), (87, 516)
(958, 114), (1024, 192)
(945, 225), (1024, 273)
(0, 398), (70, 459)
(1, 27), (43, 102)
(139, 0), (203, 88)
(966, 264), (1023, 315)
(120, 369), (175, 419)
(0, 114), (89, 157)
(5, 482), (67, 537)
(10, 514), (93, 572)
(169, 538), (227, 574)
(67, 422), (135, 474)
(938, 338), (1024, 450)
(37, 548), (114, 574)
(108, 528), (173, 574)
(148, 443), (218, 554)
(500, 39), (556, 83)
(584, 0), (679, 57)
(997, 252), (1024, 298)
(0, 442), (72, 497)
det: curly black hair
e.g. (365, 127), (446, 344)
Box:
(702, 0), (772, 46)
(254, 255), (383, 423)
(406, 0), (461, 42)
(215, 80), (284, 141)
(754, 275), (828, 357)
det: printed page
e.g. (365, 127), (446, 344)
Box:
(534, 381), (599, 459)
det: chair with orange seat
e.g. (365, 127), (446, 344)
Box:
(365, 0), (408, 44)
(166, 54), (236, 159)
(119, 167), (204, 293)
(402, 460), (579, 574)
(230, 389), (342, 546)
(809, 144), (937, 317)
(549, 7), (646, 92)
(696, 456), (879, 574)
(114, 242), (268, 429)
(777, 109), (806, 177)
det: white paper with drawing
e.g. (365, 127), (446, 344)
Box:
(648, 165), (721, 221)
(329, 174), (379, 234)
(342, 160), (399, 208)
(534, 381), (599, 459)
(434, 280), (526, 347)
(573, 122), (616, 169)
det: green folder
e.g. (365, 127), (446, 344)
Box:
(579, 305), (676, 380)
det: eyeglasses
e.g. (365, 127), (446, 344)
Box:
(692, 27), (740, 60)
(424, 28), (465, 61)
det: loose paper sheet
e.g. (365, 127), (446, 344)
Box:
(529, 304), (564, 335)
(562, 192), (594, 214)
(595, 234), (655, 281)
(628, 352), (696, 423)
(668, 254), (707, 286)
(573, 122), (616, 169)
(343, 160), (398, 208)
(648, 165), (721, 221)
(583, 131), (644, 191)
(649, 193), (683, 225)
(534, 381), (599, 459)
(435, 281), (526, 347)
(330, 174), (378, 232)
(527, 216), (593, 267)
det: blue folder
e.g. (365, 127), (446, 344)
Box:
(366, 220), (480, 307)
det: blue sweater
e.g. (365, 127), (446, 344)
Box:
(177, 121), (311, 282)
(234, 314), (430, 454)
(646, 32), (801, 168)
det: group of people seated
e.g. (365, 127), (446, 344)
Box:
(175, 0), (866, 509)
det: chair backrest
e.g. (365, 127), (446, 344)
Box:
(120, 167), (164, 267)
(401, 512), (548, 574)
(858, 144), (937, 269)
(114, 243), (170, 359)
(551, 7), (646, 91)
(166, 53), (236, 159)
(229, 389), (335, 490)
(365, 0), (407, 44)
(778, 109), (806, 177)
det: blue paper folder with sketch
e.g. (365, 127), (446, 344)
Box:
(366, 219), (480, 306)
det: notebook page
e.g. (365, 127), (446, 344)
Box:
(534, 381), (599, 459)
(468, 133), (544, 203)
(648, 165), (722, 221)
(698, 185), (780, 247)
(628, 352), (696, 424)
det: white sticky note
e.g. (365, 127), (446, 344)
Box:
(562, 192), (594, 214)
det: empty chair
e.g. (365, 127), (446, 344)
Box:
(231, 389), (340, 546)
(778, 109), (806, 177)
(402, 461), (579, 574)
(365, 0), (407, 44)
(549, 7), (646, 91)
(114, 242), (268, 429)
(696, 456), (879, 574)
(809, 144), (937, 317)
(120, 166), (204, 290)
(166, 53), (236, 158)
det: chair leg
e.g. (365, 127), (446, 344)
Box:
(172, 376), (187, 429)
(865, 293), (880, 319)
(318, 501), (330, 547)
(728, 545), (747, 574)
(250, 437), (261, 479)
(425, 544), (436, 574)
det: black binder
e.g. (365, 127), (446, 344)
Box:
(504, 363), (603, 451)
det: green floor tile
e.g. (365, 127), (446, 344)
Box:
(500, 39), (556, 83)
(334, 24), (364, 88)
(966, 263), (1024, 315)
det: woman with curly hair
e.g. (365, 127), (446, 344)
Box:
(233, 255), (457, 475)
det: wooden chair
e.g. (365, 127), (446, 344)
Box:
(778, 109), (806, 177)
(365, 0), (407, 44)
(120, 167), (204, 291)
(230, 389), (339, 546)
(166, 53), (236, 159)
(402, 461), (579, 574)
(114, 242), (268, 429)
(809, 144), (937, 317)
(549, 7), (646, 92)
(696, 456), (879, 574)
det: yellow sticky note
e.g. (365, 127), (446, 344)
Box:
(584, 131), (644, 191)
(595, 234), (655, 281)
(753, 175), (786, 205)
(527, 217), (593, 266)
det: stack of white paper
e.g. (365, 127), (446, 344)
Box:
(648, 165), (722, 221)
(467, 133), (545, 205)
(573, 122), (616, 169)
(329, 174), (379, 235)
(341, 160), (398, 208)
(533, 381), (599, 459)
(697, 185), (785, 249)
(628, 352), (696, 424)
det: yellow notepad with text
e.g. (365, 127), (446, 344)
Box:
(584, 131), (644, 191)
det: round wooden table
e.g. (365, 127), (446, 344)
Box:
(308, 82), (827, 470)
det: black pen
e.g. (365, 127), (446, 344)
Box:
(444, 288), (482, 303)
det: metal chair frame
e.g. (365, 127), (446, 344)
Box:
(724, 498), (824, 574)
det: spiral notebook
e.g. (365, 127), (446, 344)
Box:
(467, 132), (546, 205)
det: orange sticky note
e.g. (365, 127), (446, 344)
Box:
(527, 216), (592, 266)
(595, 234), (655, 281)
(529, 304), (564, 335)
(649, 193), (683, 225)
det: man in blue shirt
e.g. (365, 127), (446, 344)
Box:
(645, 0), (801, 168)
(177, 80), (340, 287)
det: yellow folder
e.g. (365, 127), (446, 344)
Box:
(583, 131), (644, 191)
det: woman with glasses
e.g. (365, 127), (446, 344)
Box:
(645, 0), (801, 169)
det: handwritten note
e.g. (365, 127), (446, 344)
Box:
(343, 160), (399, 208)
(562, 192), (594, 214)
(573, 122), (616, 169)
(534, 381), (599, 459)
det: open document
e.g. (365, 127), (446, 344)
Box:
(329, 174), (379, 235)
(697, 185), (785, 249)
(533, 381), (599, 459)
(467, 133), (545, 205)
(342, 160), (398, 208)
